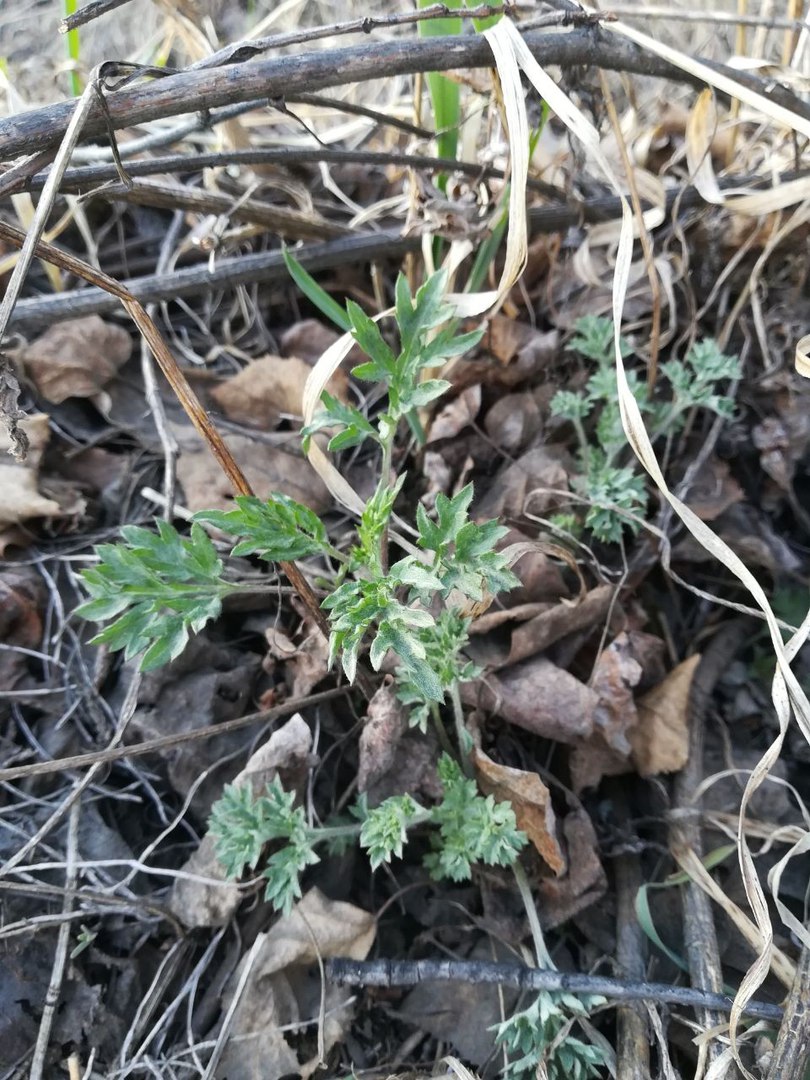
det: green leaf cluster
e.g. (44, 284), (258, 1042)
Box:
(302, 270), (483, 455)
(76, 521), (230, 671)
(210, 754), (526, 915)
(396, 611), (480, 732)
(494, 990), (607, 1080)
(196, 494), (334, 563)
(549, 316), (740, 543)
(424, 755), (527, 880)
(208, 777), (319, 915)
(416, 485), (520, 602)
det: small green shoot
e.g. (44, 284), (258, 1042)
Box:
(282, 247), (351, 332)
(549, 316), (741, 543)
(62, 0), (83, 98)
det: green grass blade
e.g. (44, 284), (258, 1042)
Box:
(62, 0), (83, 97)
(282, 247), (351, 332)
(417, 0), (462, 163)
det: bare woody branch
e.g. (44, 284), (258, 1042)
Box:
(3, 28), (810, 161)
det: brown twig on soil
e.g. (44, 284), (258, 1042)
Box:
(669, 620), (749, 1068)
(27, 802), (79, 1080)
(609, 782), (651, 1080)
(10, 166), (810, 330)
(765, 937), (810, 1080)
(59, 0), (136, 33)
(4, 28), (810, 160)
(326, 958), (784, 1022)
(96, 177), (351, 241)
(0, 687), (348, 784)
(1, 225), (422, 328)
(11, 146), (564, 201)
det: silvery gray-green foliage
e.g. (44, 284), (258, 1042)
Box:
(208, 753), (526, 915)
(494, 990), (607, 1080)
(550, 316), (740, 543)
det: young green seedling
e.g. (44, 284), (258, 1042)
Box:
(549, 315), (741, 543)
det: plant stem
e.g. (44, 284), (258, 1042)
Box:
(512, 860), (555, 970)
(449, 681), (473, 775)
(431, 702), (456, 758)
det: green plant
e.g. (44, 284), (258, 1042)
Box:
(76, 269), (605, 1076)
(549, 316), (741, 543)
(208, 752), (526, 915)
(77, 269), (518, 723)
(494, 989), (607, 1080)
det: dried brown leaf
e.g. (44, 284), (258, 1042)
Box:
(264, 622), (329, 698)
(484, 391), (541, 453)
(504, 584), (615, 667)
(474, 445), (572, 520)
(18, 316), (132, 403)
(218, 888), (375, 1080)
(537, 808), (606, 928)
(358, 680), (408, 795)
(426, 384), (481, 443)
(684, 456), (745, 521)
(462, 657), (596, 743)
(174, 426), (331, 514)
(211, 355), (348, 428)
(630, 654), (701, 777)
(473, 749), (564, 874)
(0, 413), (76, 526)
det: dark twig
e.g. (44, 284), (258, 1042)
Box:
(0, 687), (348, 784)
(12, 146), (563, 201)
(4, 28), (809, 160)
(3, 228), (421, 329)
(766, 936), (810, 1080)
(191, 4), (523, 70)
(95, 178), (351, 240)
(609, 782), (651, 1080)
(670, 620), (749, 1066)
(9, 168), (810, 330)
(60, 0), (135, 33)
(326, 958), (783, 1022)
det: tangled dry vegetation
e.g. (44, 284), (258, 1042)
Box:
(1, 1), (810, 1079)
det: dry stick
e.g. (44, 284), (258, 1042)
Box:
(0, 151), (57, 200)
(10, 165), (810, 330)
(606, 5), (806, 30)
(191, 3), (523, 70)
(2, 226), (421, 329)
(609, 781), (652, 1080)
(326, 958), (783, 1022)
(5, 27), (810, 160)
(141, 212), (182, 518)
(669, 620), (749, 1069)
(14, 147), (564, 201)
(28, 801), (79, 1080)
(287, 91), (437, 140)
(99, 178), (352, 241)
(0, 877), (183, 935)
(60, 0), (136, 33)
(0, 687), (347, 784)
(766, 936), (810, 1080)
